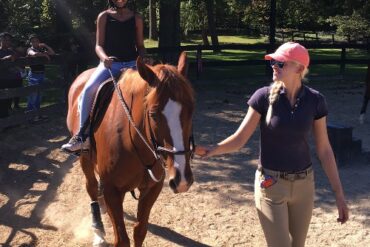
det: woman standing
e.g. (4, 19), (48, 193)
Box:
(62, 0), (146, 152)
(196, 42), (349, 247)
(26, 34), (55, 120)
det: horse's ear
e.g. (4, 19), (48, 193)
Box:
(137, 56), (157, 86)
(177, 52), (188, 77)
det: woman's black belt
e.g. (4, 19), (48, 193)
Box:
(258, 165), (313, 181)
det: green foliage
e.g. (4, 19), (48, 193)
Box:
(1, 0), (370, 46)
(5, 0), (43, 38)
(327, 11), (370, 40)
(41, 0), (54, 28)
(243, 0), (269, 34)
(180, 0), (206, 36)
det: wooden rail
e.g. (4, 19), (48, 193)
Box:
(146, 43), (370, 78)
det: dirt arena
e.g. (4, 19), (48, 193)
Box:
(0, 77), (369, 247)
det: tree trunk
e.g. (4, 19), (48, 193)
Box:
(53, 0), (72, 34)
(149, 0), (158, 40)
(269, 0), (276, 47)
(205, 0), (219, 52)
(159, 0), (181, 64)
(201, 28), (210, 46)
(266, 0), (276, 76)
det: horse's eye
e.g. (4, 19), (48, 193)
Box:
(149, 111), (158, 121)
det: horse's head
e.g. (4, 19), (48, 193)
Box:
(137, 52), (195, 193)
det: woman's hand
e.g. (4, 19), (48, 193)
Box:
(335, 194), (349, 224)
(195, 145), (215, 158)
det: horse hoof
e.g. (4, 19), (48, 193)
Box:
(93, 237), (107, 247)
(93, 228), (107, 247)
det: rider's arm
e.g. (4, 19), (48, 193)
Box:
(95, 11), (109, 62)
(135, 14), (146, 58)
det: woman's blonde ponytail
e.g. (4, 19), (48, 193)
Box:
(266, 81), (283, 125)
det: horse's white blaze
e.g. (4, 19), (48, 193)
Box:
(162, 99), (186, 184)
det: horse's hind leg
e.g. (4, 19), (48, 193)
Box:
(80, 155), (106, 246)
(134, 181), (163, 247)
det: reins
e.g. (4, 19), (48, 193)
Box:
(108, 68), (165, 183)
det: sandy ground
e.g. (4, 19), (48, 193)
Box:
(0, 77), (369, 247)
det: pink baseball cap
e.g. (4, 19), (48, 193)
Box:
(265, 42), (310, 67)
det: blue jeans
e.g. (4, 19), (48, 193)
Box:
(27, 72), (45, 111)
(78, 60), (136, 129)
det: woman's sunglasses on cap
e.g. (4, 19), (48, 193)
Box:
(270, 59), (285, 69)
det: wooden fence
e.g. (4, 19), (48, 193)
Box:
(146, 43), (370, 78)
(0, 55), (69, 129)
(1, 43), (369, 130)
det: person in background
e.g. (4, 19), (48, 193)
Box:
(26, 34), (55, 121)
(195, 42), (349, 247)
(61, 0), (146, 153)
(10, 39), (27, 111)
(0, 32), (20, 118)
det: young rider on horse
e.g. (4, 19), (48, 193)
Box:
(62, 0), (146, 153)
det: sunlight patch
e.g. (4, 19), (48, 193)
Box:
(15, 194), (41, 218)
(38, 169), (53, 175)
(46, 148), (69, 162)
(0, 225), (12, 243)
(47, 135), (68, 143)
(30, 182), (49, 192)
(8, 163), (29, 171)
(22, 146), (48, 157)
(0, 193), (9, 208)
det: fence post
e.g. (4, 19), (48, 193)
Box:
(196, 45), (202, 79)
(332, 34), (335, 44)
(291, 31), (294, 41)
(340, 47), (346, 75)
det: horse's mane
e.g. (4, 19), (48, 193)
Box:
(120, 64), (195, 109)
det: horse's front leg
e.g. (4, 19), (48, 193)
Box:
(134, 181), (164, 247)
(80, 154), (106, 246)
(104, 185), (130, 247)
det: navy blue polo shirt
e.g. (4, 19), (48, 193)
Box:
(247, 85), (328, 172)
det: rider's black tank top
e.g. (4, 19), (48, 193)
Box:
(104, 15), (138, 62)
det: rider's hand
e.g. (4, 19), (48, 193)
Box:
(143, 56), (154, 65)
(103, 57), (114, 68)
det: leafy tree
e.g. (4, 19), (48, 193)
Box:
(327, 11), (370, 40)
(243, 0), (269, 35)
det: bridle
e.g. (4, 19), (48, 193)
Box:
(146, 111), (196, 158)
(108, 68), (195, 182)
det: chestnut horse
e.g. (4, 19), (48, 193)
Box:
(65, 53), (195, 246)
